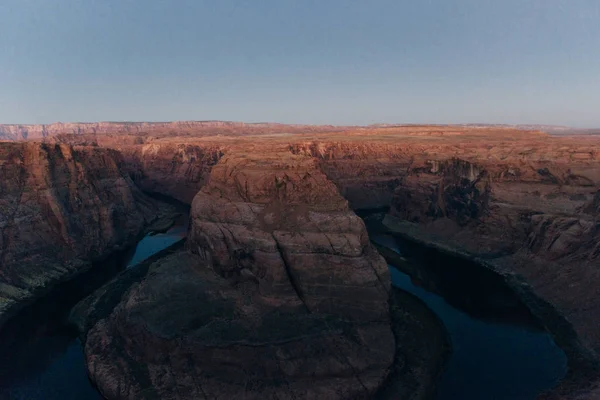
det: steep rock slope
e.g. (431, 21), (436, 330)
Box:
(293, 134), (600, 393)
(189, 148), (390, 318)
(77, 146), (397, 399)
(289, 141), (407, 210)
(386, 152), (600, 355)
(293, 135), (599, 343)
(0, 142), (160, 327)
(117, 143), (224, 204)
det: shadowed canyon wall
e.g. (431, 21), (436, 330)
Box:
(3, 125), (599, 399)
(117, 144), (224, 204)
(0, 142), (162, 327)
(74, 145), (406, 399)
(293, 135), (600, 394)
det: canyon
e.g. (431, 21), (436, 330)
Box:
(1, 123), (599, 399)
(0, 142), (181, 329)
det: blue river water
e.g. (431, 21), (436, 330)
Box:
(0, 222), (187, 400)
(0, 224), (567, 400)
(371, 233), (567, 400)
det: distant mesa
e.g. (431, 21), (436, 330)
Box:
(2, 120), (594, 141)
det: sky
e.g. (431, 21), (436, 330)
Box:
(1, 0), (599, 127)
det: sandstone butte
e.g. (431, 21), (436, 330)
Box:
(1, 122), (599, 399)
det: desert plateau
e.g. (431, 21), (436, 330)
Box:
(0, 122), (597, 399)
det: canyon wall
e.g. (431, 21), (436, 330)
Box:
(384, 148), (600, 357)
(116, 143), (224, 204)
(0, 142), (162, 327)
(4, 125), (597, 398)
(290, 134), (600, 397)
(75, 145), (405, 399)
(58, 130), (600, 364)
(54, 130), (599, 365)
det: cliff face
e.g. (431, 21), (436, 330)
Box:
(391, 158), (491, 226)
(189, 148), (390, 319)
(55, 131), (600, 365)
(293, 135), (600, 369)
(7, 125), (596, 398)
(383, 150), (600, 352)
(77, 145), (397, 399)
(289, 141), (408, 210)
(117, 143), (224, 204)
(0, 142), (160, 326)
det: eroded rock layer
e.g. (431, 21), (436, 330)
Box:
(13, 125), (599, 399)
(291, 134), (599, 356)
(189, 149), (391, 319)
(0, 121), (350, 141)
(0, 142), (160, 326)
(77, 146), (397, 399)
(117, 143), (224, 204)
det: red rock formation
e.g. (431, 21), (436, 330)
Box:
(7, 124), (598, 398)
(78, 145), (396, 399)
(0, 142), (162, 327)
(291, 131), (600, 396)
(382, 148), (600, 356)
(189, 148), (390, 319)
(116, 143), (224, 204)
(58, 128), (599, 367)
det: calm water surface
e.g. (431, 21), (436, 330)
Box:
(0, 221), (567, 400)
(0, 220), (187, 400)
(371, 233), (568, 400)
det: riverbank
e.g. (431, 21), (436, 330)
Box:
(377, 287), (451, 400)
(0, 205), (188, 400)
(380, 214), (599, 398)
(0, 200), (180, 333)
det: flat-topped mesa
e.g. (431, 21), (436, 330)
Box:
(189, 149), (391, 320)
(0, 121), (271, 140)
(0, 142), (160, 327)
(0, 121), (350, 141)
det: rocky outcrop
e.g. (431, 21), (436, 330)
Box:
(78, 251), (396, 399)
(392, 159), (491, 225)
(0, 142), (162, 327)
(6, 124), (598, 398)
(189, 149), (390, 319)
(75, 147), (402, 399)
(384, 153), (600, 359)
(291, 133), (600, 397)
(289, 141), (408, 210)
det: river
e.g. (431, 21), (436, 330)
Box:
(0, 216), (188, 400)
(0, 216), (568, 400)
(370, 232), (568, 400)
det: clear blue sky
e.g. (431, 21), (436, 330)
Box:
(1, 0), (599, 127)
